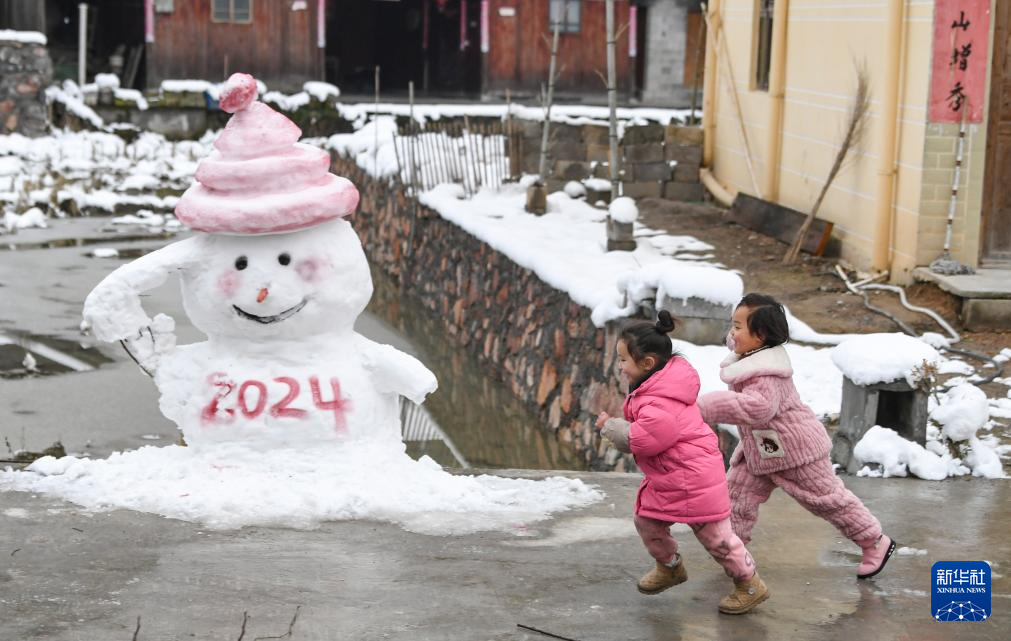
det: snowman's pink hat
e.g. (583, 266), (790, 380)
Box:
(175, 73), (359, 235)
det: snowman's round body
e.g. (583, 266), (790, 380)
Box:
(89, 218), (432, 450)
(157, 335), (401, 450)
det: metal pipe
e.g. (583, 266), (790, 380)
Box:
(763, 0), (790, 200)
(872, 0), (906, 272)
(78, 3), (88, 87)
(701, 0), (722, 167)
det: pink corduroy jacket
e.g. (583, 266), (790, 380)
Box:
(696, 345), (832, 475)
(624, 357), (731, 524)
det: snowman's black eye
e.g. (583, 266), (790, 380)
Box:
(278, 253), (291, 266)
(235, 256), (248, 270)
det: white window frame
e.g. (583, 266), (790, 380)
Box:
(212, 0), (253, 24)
(549, 0), (581, 34)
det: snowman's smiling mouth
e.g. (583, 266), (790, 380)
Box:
(233, 298), (310, 324)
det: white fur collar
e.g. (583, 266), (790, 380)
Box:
(719, 345), (793, 384)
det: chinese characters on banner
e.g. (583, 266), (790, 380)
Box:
(929, 0), (991, 123)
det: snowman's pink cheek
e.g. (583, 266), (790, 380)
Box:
(295, 258), (323, 282)
(217, 272), (240, 297)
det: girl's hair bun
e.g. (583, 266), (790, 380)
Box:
(654, 310), (677, 334)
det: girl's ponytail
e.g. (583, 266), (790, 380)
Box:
(654, 310), (676, 335)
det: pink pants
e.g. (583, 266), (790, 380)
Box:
(727, 455), (882, 545)
(634, 514), (756, 581)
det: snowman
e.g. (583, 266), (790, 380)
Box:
(83, 73), (437, 451)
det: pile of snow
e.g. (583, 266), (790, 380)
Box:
(82, 74), (149, 110)
(583, 177), (612, 192)
(832, 334), (940, 386)
(563, 181), (586, 199)
(303, 81), (340, 102)
(0, 29), (46, 45)
(853, 426), (957, 480)
(932, 384), (989, 442)
(608, 196), (638, 224)
(160, 79), (213, 94)
(2, 207), (47, 231)
(1, 442), (601, 535)
(785, 308), (861, 346)
(263, 90), (311, 112)
(89, 248), (119, 258)
(327, 117), (399, 178)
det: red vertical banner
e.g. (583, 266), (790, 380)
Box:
(929, 0), (990, 123)
(144, 0), (154, 44)
(460, 0), (468, 51)
(481, 0), (490, 53)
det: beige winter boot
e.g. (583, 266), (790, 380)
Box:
(636, 557), (687, 595)
(718, 572), (769, 614)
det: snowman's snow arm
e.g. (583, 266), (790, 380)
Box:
(355, 335), (438, 404)
(83, 237), (200, 343)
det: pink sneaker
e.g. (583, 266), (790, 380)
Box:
(857, 534), (896, 579)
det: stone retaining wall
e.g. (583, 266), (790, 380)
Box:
(0, 36), (51, 137)
(334, 155), (634, 470)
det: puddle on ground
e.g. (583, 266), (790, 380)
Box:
(0, 232), (177, 252)
(0, 331), (113, 379)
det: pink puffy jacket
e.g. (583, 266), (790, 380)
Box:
(696, 345), (833, 475)
(624, 356), (731, 524)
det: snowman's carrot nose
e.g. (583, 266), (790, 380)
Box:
(257, 288), (269, 303)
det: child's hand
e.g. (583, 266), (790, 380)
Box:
(595, 412), (610, 429)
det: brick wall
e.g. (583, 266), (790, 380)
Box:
(917, 123), (986, 267)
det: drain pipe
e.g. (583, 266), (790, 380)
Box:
(872, 0), (906, 273)
(763, 0), (790, 201)
(700, 167), (735, 206)
(701, 0), (721, 167)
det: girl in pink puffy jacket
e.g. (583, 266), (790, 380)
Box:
(697, 294), (895, 580)
(596, 311), (768, 614)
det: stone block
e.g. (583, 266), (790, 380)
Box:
(622, 123), (665, 145)
(606, 218), (636, 251)
(630, 162), (673, 182)
(624, 143), (664, 164)
(663, 181), (705, 201)
(665, 144), (703, 165)
(582, 125), (610, 146)
(621, 181), (663, 199)
(832, 377), (929, 474)
(552, 123), (584, 143)
(653, 297), (734, 346)
(665, 124), (704, 147)
(586, 143), (611, 162)
(554, 160), (591, 181)
(550, 141), (587, 161)
(672, 162), (700, 183)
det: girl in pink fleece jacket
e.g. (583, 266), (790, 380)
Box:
(697, 294), (896, 580)
(596, 311), (768, 614)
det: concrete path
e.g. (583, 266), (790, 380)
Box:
(2, 472), (1007, 640)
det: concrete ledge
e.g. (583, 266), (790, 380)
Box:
(913, 267), (1011, 299)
